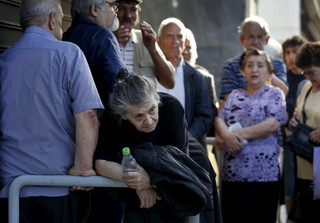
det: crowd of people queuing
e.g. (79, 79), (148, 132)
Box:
(0, 0), (320, 223)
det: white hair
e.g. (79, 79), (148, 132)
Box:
(157, 17), (186, 39)
(238, 15), (270, 37)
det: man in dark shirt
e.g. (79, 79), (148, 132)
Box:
(62, 2), (127, 222)
(63, 0), (126, 106)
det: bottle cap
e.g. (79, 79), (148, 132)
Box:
(122, 147), (130, 155)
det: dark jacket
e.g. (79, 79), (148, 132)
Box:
(63, 16), (126, 106)
(188, 133), (222, 223)
(132, 142), (213, 218)
(183, 62), (214, 141)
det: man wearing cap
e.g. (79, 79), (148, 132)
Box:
(114, 0), (175, 89)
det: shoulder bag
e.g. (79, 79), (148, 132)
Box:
(289, 87), (319, 162)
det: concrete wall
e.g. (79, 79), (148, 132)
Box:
(139, 0), (246, 96)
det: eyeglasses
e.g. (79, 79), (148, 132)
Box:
(303, 70), (318, 77)
(105, 1), (119, 10)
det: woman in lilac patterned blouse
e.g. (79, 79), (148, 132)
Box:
(215, 49), (286, 223)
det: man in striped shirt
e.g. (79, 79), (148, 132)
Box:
(114, 0), (175, 89)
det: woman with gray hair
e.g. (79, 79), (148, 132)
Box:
(94, 74), (216, 222)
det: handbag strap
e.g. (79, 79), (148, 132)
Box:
(302, 87), (312, 124)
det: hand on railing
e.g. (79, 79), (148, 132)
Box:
(67, 167), (96, 191)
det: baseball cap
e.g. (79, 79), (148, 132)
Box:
(115, 0), (143, 3)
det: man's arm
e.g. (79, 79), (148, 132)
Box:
(271, 74), (289, 96)
(68, 109), (99, 176)
(140, 21), (175, 89)
(272, 58), (288, 96)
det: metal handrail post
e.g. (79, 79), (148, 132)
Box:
(8, 175), (127, 223)
(8, 175), (199, 223)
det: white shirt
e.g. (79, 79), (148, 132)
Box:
(157, 59), (185, 109)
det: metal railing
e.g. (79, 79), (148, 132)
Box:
(8, 175), (199, 223)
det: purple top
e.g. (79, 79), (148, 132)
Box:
(0, 27), (104, 197)
(218, 85), (286, 182)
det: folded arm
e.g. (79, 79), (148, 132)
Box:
(95, 159), (161, 208)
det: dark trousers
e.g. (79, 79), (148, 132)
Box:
(221, 181), (280, 223)
(88, 187), (186, 223)
(87, 188), (124, 223)
(123, 189), (187, 223)
(294, 178), (320, 223)
(0, 191), (90, 223)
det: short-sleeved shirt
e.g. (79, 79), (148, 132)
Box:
(218, 85), (286, 182)
(0, 27), (104, 197)
(220, 53), (287, 99)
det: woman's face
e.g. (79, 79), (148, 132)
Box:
(301, 66), (320, 89)
(242, 55), (271, 89)
(125, 98), (159, 133)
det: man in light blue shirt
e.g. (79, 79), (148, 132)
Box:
(0, 0), (104, 222)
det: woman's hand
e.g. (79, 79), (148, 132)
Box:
(289, 117), (299, 130)
(122, 165), (150, 190)
(136, 187), (162, 209)
(224, 131), (245, 152)
(310, 127), (320, 145)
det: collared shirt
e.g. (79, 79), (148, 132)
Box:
(220, 52), (287, 99)
(0, 27), (104, 198)
(157, 59), (185, 108)
(119, 31), (139, 74)
(63, 16), (126, 106)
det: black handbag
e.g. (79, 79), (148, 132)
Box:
(289, 87), (319, 162)
(289, 123), (316, 162)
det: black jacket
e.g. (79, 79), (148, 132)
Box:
(132, 142), (213, 218)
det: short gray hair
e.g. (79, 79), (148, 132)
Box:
(110, 75), (160, 119)
(157, 17), (186, 39)
(71, 0), (106, 18)
(238, 16), (269, 38)
(19, 0), (61, 30)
